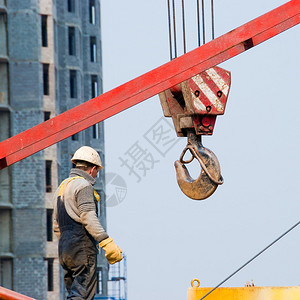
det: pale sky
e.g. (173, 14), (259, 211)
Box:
(100, 1), (300, 299)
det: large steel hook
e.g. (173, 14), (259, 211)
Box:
(175, 130), (223, 200)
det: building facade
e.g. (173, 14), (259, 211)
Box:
(0, 0), (109, 299)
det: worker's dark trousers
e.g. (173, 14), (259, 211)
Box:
(57, 197), (98, 300)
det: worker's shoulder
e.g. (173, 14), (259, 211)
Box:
(69, 175), (89, 185)
(68, 176), (92, 191)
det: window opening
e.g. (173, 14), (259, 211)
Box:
(45, 160), (52, 192)
(79, 30), (82, 58)
(68, 27), (76, 55)
(0, 258), (12, 289)
(90, 36), (97, 62)
(89, 0), (96, 24)
(91, 75), (98, 98)
(46, 258), (54, 291)
(71, 133), (79, 141)
(44, 111), (51, 121)
(43, 64), (49, 95)
(69, 70), (77, 98)
(0, 210), (11, 253)
(46, 209), (53, 241)
(41, 15), (48, 47)
(93, 124), (99, 140)
(0, 13), (8, 57)
(68, 0), (75, 13)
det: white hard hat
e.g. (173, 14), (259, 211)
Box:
(71, 146), (103, 168)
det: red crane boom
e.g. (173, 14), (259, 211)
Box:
(0, 0), (299, 170)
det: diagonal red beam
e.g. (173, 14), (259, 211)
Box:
(0, 0), (299, 169)
(0, 287), (36, 300)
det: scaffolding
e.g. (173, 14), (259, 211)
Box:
(96, 254), (127, 300)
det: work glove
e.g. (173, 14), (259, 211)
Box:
(99, 237), (123, 264)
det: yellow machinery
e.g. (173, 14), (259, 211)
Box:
(187, 279), (300, 300)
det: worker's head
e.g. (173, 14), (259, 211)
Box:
(71, 146), (103, 178)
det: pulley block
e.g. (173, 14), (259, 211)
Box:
(159, 66), (230, 200)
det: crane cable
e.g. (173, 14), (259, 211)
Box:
(167, 0), (179, 59)
(197, 0), (201, 46)
(197, 0), (215, 45)
(199, 219), (300, 300)
(167, 0), (173, 60)
(211, 0), (215, 39)
(168, 0), (215, 59)
(172, 0), (177, 58)
(201, 0), (205, 44)
(182, 0), (186, 54)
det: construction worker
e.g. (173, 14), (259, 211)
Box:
(53, 146), (123, 299)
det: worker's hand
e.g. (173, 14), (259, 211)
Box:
(99, 237), (123, 264)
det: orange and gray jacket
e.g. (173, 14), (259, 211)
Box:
(52, 168), (109, 243)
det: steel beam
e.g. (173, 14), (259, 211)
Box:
(0, 0), (299, 169)
(0, 287), (36, 300)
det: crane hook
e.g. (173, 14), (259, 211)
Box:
(175, 130), (223, 200)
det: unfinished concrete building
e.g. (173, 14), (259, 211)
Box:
(0, 1), (109, 299)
